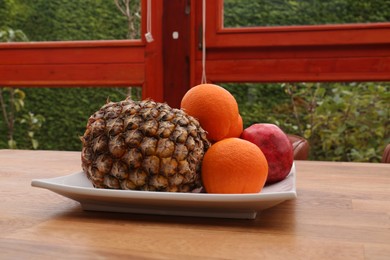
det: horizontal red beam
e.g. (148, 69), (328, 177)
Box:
(204, 44), (390, 60)
(0, 41), (146, 87)
(0, 63), (144, 87)
(0, 39), (144, 49)
(206, 0), (390, 48)
(207, 26), (390, 48)
(0, 41), (145, 65)
(197, 57), (390, 83)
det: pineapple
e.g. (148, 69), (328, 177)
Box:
(80, 98), (210, 192)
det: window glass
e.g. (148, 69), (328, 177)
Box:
(221, 82), (390, 162)
(223, 0), (390, 28)
(0, 0), (141, 41)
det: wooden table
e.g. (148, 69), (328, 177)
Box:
(1, 150), (389, 259)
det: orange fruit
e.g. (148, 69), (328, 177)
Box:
(181, 84), (241, 142)
(201, 138), (268, 194)
(228, 114), (243, 138)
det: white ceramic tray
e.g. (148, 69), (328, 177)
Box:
(31, 164), (297, 219)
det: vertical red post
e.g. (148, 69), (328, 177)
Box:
(143, 0), (164, 102)
(161, 0), (192, 108)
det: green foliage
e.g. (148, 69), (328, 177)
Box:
(0, 0), (32, 29)
(0, 87), (131, 150)
(16, 87), (129, 151)
(222, 1), (390, 162)
(0, 87), (46, 149)
(19, 112), (45, 149)
(0, 27), (45, 149)
(224, 0), (390, 27)
(0, 0), (140, 41)
(0, 1), (141, 150)
(222, 83), (289, 128)
(308, 83), (389, 162)
(228, 82), (390, 162)
(0, 26), (28, 42)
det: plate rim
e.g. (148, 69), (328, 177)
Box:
(31, 164), (297, 201)
(30, 164), (297, 219)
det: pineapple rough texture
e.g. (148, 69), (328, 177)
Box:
(81, 99), (210, 192)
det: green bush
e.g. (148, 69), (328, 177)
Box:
(0, 87), (130, 150)
(302, 83), (389, 162)
(224, 0), (390, 27)
(225, 82), (390, 162)
(0, 0), (140, 41)
(222, 83), (289, 128)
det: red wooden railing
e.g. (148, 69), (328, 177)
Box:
(1, 0), (390, 108)
(192, 0), (390, 85)
(0, 0), (164, 103)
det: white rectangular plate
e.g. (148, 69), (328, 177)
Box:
(31, 164), (297, 219)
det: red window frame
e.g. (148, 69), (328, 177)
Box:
(191, 0), (390, 85)
(0, 0), (164, 102)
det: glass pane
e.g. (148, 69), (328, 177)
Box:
(0, 87), (141, 150)
(220, 82), (390, 162)
(0, 0), (141, 42)
(223, 0), (390, 28)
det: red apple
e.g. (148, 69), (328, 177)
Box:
(241, 123), (293, 184)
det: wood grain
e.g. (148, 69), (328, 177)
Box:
(0, 41), (145, 87)
(196, 57), (390, 83)
(1, 150), (389, 259)
(0, 63), (145, 87)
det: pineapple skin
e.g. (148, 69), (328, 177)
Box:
(81, 99), (210, 192)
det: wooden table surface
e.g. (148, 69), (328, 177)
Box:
(1, 149), (389, 259)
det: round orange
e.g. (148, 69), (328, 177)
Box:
(201, 138), (268, 194)
(181, 84), (240, 142)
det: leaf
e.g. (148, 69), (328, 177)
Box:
(7, 28), (15, 42)
(14, 89), (26, 100)
(28, 131), (34, 138)
(13, 98), (25, 112)
(32, 139), (39, 150)
(8, 139), (17, 149)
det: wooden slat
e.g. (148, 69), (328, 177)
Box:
(0, 43), (145, 65)
(196, 56), (390, 83)
(142, 0), (164, 102)
(204, 44), (390, 60)
(0, 41), (146, 87)
(207, 26), (390, 48)
(0, 63), (144, 86)
(162, 0), (191, 108)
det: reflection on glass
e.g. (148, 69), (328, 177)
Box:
(0, 0), (141, 41)
(223, 0), (390, 28)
